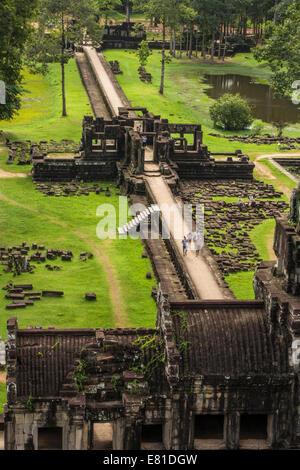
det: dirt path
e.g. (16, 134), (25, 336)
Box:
(254, 153), (300, 198)
(0, 372), (6, 384)
(0, 190), (127, 328)
(0, 169), (27, 178)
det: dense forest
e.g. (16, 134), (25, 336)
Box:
(0, 0), (299, 118)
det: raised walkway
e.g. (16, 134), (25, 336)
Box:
(83, 46), (126, 117)
(145, 164), (225, 299)
(80, 46), (226, 300)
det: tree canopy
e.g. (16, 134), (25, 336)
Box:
(0, 0), (38, 120)
(255, 0), (300, 98)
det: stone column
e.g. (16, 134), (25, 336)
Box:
(113, 418), (125, 450)
(224, 412), (240, 449)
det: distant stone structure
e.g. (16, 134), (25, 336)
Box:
(32, 110), (254, 188)
(101, 22), (146, 50)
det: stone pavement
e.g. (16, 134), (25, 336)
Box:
(84, 47), (124, 117)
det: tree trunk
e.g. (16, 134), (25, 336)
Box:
(274, 0), (278, 25)
(222, 36), (227, 61)
(179, 26), (182, 58)
(188, 27), (193, 59)
(186, 31), (189, 56)
(61, 12), (67, 117)
(126, 0), (130, 23)
(202, 24), (206, 58)
(159, 22), (166, 95)
(218, 29), (223, 60)
(210, 30), (215, 63)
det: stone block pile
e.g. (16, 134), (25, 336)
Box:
(109, 60), (123, 74)
(6, 140), (79, 165)
(138, 66), (152, 83)
(3, 282), (66, 309)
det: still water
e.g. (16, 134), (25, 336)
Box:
(203, 74), (300, 124)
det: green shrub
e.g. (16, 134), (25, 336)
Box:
(209, 93), (253, 131)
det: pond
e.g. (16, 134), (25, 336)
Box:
(203, 74), (300, 124)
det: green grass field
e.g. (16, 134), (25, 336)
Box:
(0, 178), (157, 337)
(0, 59), (157, 344)
(0, 59), (92, 143)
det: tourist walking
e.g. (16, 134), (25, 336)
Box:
(193, 231), (202, 257)
(182, 236), (188, 256)
(142, 136), (147, 148)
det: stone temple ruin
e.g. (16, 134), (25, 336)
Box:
(3, 46), (299, 450)
(2, 273), (298, 450)
(32, 110), (254, 190)
(4, 184), (300, 449)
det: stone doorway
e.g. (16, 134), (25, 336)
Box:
(141, 424), (165, 450)
(38, 427), (63, 450)
(239, 414), (269, 449)
(193, 415), (225, 450)
(91, 422), (113, 450)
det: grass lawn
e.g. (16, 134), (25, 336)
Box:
(0, 178), (157, 338)
(0, 59), (92, 143)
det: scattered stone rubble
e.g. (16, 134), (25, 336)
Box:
(109, 60), (123, 75)
(180, 179), (289, 276)
(209, 133), (300, 148)
(138, 66), (152, 83)
(6, 140), (79, 165)
(34, 182), (110, 197)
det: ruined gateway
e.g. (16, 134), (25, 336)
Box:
(4, 183), (300, 449)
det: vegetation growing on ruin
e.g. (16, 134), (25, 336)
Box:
(74, 359), (88, 393)
(0, 384), (6, 414)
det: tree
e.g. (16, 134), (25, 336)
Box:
(133, 0), (179, 94)
(254, 0), (300, 98)
(209, 93), (253, 130)
(27, 0), (103, 117)
(0, 0), (38, 120)
(98, 0), (122, 25)
(136, 40), (152, 67)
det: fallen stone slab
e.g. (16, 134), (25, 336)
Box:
(85, 293), (97, 301)
(13, 300), (34, 306)
(5, 293), (25, 300)
(42, 290), (64, 297)
(14, 284), (33, 290)
(6, 303), (27, 309)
